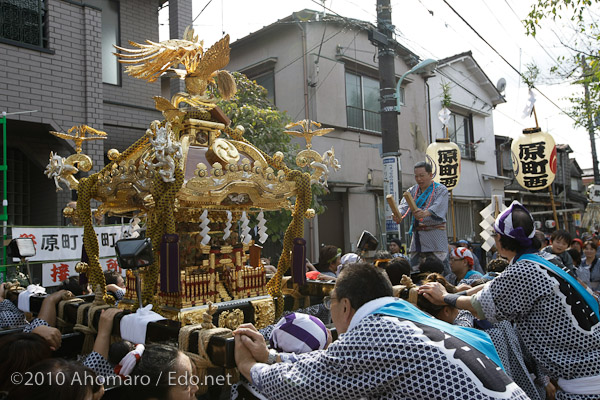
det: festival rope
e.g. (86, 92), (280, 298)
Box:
(73, 285), (112, 354)
(177, 303), (235, 393)
(56, 297), (85, 333)
(76, 132), (151, 305)
(142, 152), (184, 308)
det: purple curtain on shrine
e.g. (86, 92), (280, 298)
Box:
(292, 238), (306, 285)
(160, 234), (180, 293)
(79, 244), (89, 286)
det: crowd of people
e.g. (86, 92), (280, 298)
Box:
(1, 160), (600, 399)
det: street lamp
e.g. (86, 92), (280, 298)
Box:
(382, 58), (437, 247)
(395, 58), (437, 113)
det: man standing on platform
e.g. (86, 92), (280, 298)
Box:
(393, 161), (449, 273)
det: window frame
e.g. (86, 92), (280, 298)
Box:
(448, 111), (475, 160)
(345, 70), (381, 133)
(253, 70), (276, 105)
(86, 0), (122, 86)
(0, 0), (50, 50)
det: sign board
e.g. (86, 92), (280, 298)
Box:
(383, 156), (400, 232)
(42, 257), (125, 287)
(11, 225), (126, 262)
(573, 213), (582, 227)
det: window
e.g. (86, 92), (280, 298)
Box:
(345, 72), (381, 133)
(397, 86), (405, 106)
(571, 177), (579, 191)
(87, 0), (120, 85)
(254, 71), (275, 105)
(0, 0), (48, 48)
(6, 148), (31, 225)
(448, 112), (474, 159)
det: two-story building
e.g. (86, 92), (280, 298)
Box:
(227, 9), (432, 259)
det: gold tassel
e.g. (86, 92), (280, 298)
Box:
(215, 70), (237, 100)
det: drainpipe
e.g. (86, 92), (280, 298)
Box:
(425, 80), (432, 144)
(297, 21), (310, 121)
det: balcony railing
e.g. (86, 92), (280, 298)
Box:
(347, 105), (381, 133)
(0, 0), (47, 48)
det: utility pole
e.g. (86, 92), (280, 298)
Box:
(582, 57), (600, 184)
(371, 0), (403, 244)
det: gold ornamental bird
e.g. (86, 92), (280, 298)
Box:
(49, 125), (107, 154)
(114, 27), (236, 100)
(284, 120), (334, 149)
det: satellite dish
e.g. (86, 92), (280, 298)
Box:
(496, 78), (507, 93)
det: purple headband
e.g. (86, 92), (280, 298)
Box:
(494, 201), (535, 247)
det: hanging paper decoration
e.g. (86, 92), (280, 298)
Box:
(256, 211), (268, 244)
(425, 138), (461, 190)
(223, 211), (232, 240)
(522, 89), (536, 119)
(240, 211), (252, 245)
(438, 107), (451, 127)
(199, 210), (211, 245)
(511, 127), (557, 190)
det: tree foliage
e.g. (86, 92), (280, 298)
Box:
(525, 0), (596, 36)
(524, 1), (600, 131)
(215, 72), (326, 248)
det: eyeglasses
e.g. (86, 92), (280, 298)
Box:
(323, 295), (335, 310)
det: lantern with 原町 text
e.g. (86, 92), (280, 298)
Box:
(511, 127), (557, 190)
(426, 138), (461, 190)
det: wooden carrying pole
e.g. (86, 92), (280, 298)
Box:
(533, 106), (558, 228)
(445, 125), (457, 241)
(450, 190), (457, 242)
(548, 187), (559, 228)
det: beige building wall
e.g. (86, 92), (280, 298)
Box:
(228, 12), (430, 258)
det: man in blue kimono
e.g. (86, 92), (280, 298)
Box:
(394, 161), (449, 271)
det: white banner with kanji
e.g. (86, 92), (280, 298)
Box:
(11, 226), (126, 262)
(42, 257), (124, 287)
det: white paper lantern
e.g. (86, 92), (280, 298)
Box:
(511, 127), (556, 190)
(426, 138), (461, 190)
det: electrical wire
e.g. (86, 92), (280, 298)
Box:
(192, 0), (214, 23)
(441, 0), (578, 123)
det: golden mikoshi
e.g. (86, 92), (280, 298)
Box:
(44, 28), (340, 317)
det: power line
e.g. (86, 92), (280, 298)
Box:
(502, 0), (572, 76)
(441, 0), (578, 123)
(192, 0), (214, 24)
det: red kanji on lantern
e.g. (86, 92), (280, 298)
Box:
(50, 263), (70, 283)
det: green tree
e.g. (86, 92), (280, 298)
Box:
(523, 1), (600, 131)
(525, 0), (597, 36)
(216, 72), (327, 249)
